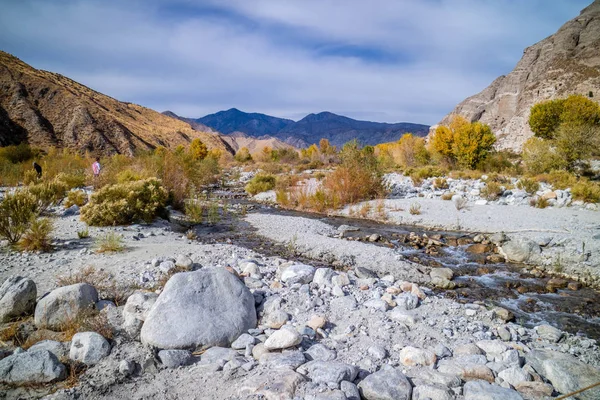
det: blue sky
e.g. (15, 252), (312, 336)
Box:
(0, 0), (591, 124)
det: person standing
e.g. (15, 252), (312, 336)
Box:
(32, 162), (42, 179)
(92, 157), (101, 179)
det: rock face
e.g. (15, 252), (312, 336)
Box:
(526, 349), (600, 400)
(0, 276), (36, 322)
(34, 283), (98, 330)
(0, 51), (230, 155)
(431, 1), (600, 151)
(0, 350), (66, 384)
(140, 268), (257, 350)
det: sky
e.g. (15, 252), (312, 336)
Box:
(0, 0), (591, 125)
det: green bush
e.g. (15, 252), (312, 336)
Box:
(81, 178), (169, 226)
(409, 166), (445, 186)
(65, 190), (88, 208)
(54, 172), (87, 189)
(18, 218), (53, 252)
(516, 178), (540, 195)
(571, 181), (600, 203)
(27, 180), (68, 213)
(481, 181), (503, 200)
(535, 170), (578, 190)
(245, 174), (276, 195)
(0, 190), (38, 244)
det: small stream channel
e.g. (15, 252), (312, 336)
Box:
(183, 196), (600, 340)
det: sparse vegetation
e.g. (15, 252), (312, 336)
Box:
(441, 192), (454, 201)
(94, 232), (125, 253)
(571, 181), (600, 203)
(409, 202), (422, 215)
(56, 266), (130, 305)
(480, 181), (503, 200)
(245, 174), (276, 195)
(530, 196), (549, 209)
(18, 218), (53, 252)
(454, 196), (468, 210)
(65, 190), (88, 208)
(0, 189), (38, 244)
(184, 198), (204, 224)
(517, 178), (540, 194)
(27, 180), (68, 213)
(77, 228), (90, 239)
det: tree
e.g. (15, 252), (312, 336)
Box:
(522, 137), (566, 174)
(529, 95), (600, 139)
(430, 125), (454, 158)
(397, 134), (429, 168)
(319, 138), (336, 155)
(234, 147), (253, 163)
(554, 123), (600, 168)
(189, 139), (208, 161)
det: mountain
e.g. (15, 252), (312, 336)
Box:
(433, 0), (600, 151)
(197, 109), (429, 148)
(220, 131), (295, 155)
(197, 108), (294, 136)
(0, 51), (230, 155)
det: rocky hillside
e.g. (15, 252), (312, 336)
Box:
(0, 52), (231, 155)
(220, 131), (295, 155)
(198, 109), (430, 148)
(433, 0), (600, 151)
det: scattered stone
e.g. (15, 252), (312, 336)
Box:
(535, 324), (563, 343)
(141, 268), (257, 349)
(306, 344), (337, 362)
(297, 361), (359, 387)
(119, 359), (136, 376)
(0, 276), (37, 323)
(498, 366), (531, 387)
(264, 328), (302, 350)
(412, 384), (455, 400)
(175, 254), (193, 269)
(34, 283), (98, 330)
(476, 340), (508, 355)
(158, 349), (193, 368)
(307, 315), (327, 331)
(358, 367), (412, 400)
(466, 244), (491, 254)
(463, 380), (523, 400)
(69, 332), (111, 366)
(399, 346), (437, 367)
(368, 345), (388, 360)
(514, 381), (554, 398)
(239, 369), (305, 399)
(497, 326), (512, 342)
(313, 268), (337, 287)
(231, 333), (256, 350)
(396, 293), (419, 310)
(281, 264), (316, 285)
(492, 307), (514, 322)
(355, 267), (378, 279)
(122, 291), (158, 339)
(499, 238), (541, 263)
(259, 350), (306, 369)
(27, 340), (68, 359)
(0, 350), (66, 384)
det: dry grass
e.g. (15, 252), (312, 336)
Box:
(359, 202), (372, 218)
(516, 178), (540, 194)
(94, 232), (125, 253)
(441, 192), (454, 201)
(409, 202), (422, 215)
(571, 180), (600, 203)
(18, 218), (53, 252)
(480, 181), (503, 201)
(454, 196), (468, 210)
(77, 228), (90, 239)
(0, 318), (31, 347)
(530, 196), (550, 209)
(56, 266), (130, 306)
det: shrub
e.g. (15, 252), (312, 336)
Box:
(116, 169), (143, 183)
(81, 178), (168, 226)
(410, 166), (445, 186)
(432, 177), (449, 189)
(454, 196), (468, 210)
(77, 228), (90, 239)
(409, 202), (422, 215)
(529, 95), (600, 139)
(18, 218), (53, 252)
(184, 198), (204, 224)
(554, 123), (600, 169)
(27, 180), (68, 213)
(441, 192), (454, 200)
(480, 181), (503, 200)
(54, 172), (87, 190)
(536, 170), (578, 190)
(189, 138), (208, 161)
(22, 169), (40, 185)
(0, 190), (38, 244)
(571, 181), (600, 203)
(530, 197), (549, 209)
(95, 232), (125, 253)
(245, 174), (276, 195)
(476, 151), (515, 173)
(516, 178), (540, 195)
(235, 147), (253, 163)
(65, 190), (88, 208)
(207, 201), (221, 224)
(0, 143), (36, 164)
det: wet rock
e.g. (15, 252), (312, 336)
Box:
(0, 276), (37, 323)
(399, 346), (436, 367)
(238, 368), (304, 399)
(526, 349), (600, 400)
(463, 380), (523, 400)
(492, 307), (514, 322)
(35, 283), (98, 330)
(264, 328), (302, 350)
(0, 350), (66, 384)
(297, 361), (359, 387)
(69, 332), (111, 366)
(141, 268), (257, 349)
(122, 291), (158, 339)
(28, 340), (68, 359)
(281, 263), (316, 285)
(499, 238), (541, 263)
(158, 349), (193, 368)
(358, 367), (412, 400)
(535, 325), (563, 343)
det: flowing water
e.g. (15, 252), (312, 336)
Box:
(182, 197), (600, 340)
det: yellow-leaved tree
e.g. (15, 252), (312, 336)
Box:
(189, 138), (208, 161)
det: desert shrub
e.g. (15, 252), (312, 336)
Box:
(530, 196), (549, 209)
(245, 174), (277, 195)
(409, 202), (422, 215)
(432, 177), (449, 189)
(235, 147), (253, 163)
(94, 232), (125, 253)
(184, 198), (204, 224)
(529, 95), (600, 139)
(56, 266), (130, 305)
(81, 178), (168, 226)
(18, 218), (53, 252)
(477, 151), (515, 173)
(189, 138), (208, 161)
(27, 180), (68, 213)
(516, 178), (540, 194)
(22, 169), (40, 185)
(0, 190), (38, 244)
(65, 190), (88, 208)
(0, 160), (25, 186)
(554, 123), (600, 169)
(0, 143), (36, 164)
(449, 169), (483, 180)
(271, 148), (300, 163)
(571, 181), (600, 203)
(480, 181), (503, 200)
(410, 166), (445, 185)
(54, 172), (87, 189)
(77, 228), (90, 239)
(116, 169), (143, 183)
(522, 138), (566, 174)
(535, 170), (578, 190)
(207, 201), (221, 224)
(441, 192), (454, 200)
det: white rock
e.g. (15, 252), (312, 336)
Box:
(264, 328), (302, 350)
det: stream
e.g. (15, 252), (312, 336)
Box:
(184, 196), (600, 340)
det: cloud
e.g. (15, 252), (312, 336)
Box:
(0, 0), (590, 124)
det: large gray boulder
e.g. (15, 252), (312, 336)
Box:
(122, 291), (158, 339)
(297, 361), (359, 387)
(463, 380), (523, 400)
(34, 283), (98, 330)
(358, 367), (412, 400)
(0, 350), (66, 384)
(526, 349), (600, 400)
(499, 238), (541, 263)
(140, 268), (257, 350)
(69, 332), (111, 365)
(0, 276), (37, 322)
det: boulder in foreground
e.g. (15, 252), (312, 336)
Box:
(141, 268), (257, 350)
